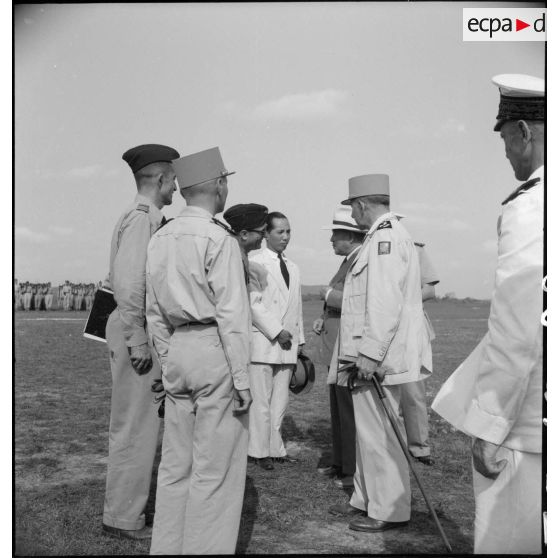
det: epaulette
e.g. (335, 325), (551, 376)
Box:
(414, 242), (425, 248)
(156, 217), (173, 232)
(212, 218), (237, 236)
(502, 177), (541, 206)
(377, 220), (392, 230)
(137, 203), (150, 213)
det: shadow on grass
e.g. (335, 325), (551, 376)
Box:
(236, 476), (259, 553)
(382, 508), (473, 555)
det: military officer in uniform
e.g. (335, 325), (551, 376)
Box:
(399, 239), (439, 465)
(313, 206), (365, 489)
(433, 74), (544, 554)
(102, 143), (179, 541)
(328, 174), (432, 533)
(44, 282), (54, 311)
(146, 147), (252, 555)
(223, 203), (269, 276)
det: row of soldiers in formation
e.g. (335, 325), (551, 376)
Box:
(14, 280), (102, 311)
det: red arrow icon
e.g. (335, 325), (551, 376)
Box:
(516, 19), (530, 31)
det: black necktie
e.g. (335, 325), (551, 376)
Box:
(278, 253), (290, 288)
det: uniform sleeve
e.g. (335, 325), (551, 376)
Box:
(359, 230), (409, 365)
(462, 197), (543, 444)
(145, 255), (174, 373)
(248, 263), (283, 341)
(417, 245), (439, 286)
(207, 235), (252, 390)
(112, 212), (151, 347)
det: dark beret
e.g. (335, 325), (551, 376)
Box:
(224, 203), (269, 233)
(122, 144), (180, 173)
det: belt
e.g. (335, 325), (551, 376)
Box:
(177, 320), (217, 329)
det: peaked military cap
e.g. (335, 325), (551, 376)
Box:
(173, 147), (236, 190)
(224, 203), (268, 233)
(122, 144), (180, 173)
(341, 174), (390, 205)
(492, 74), (545, 131)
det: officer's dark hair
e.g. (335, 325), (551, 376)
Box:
(266, 211), (288, 232)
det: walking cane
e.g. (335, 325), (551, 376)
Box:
(342, 364), (453, 553)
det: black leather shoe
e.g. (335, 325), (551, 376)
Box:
(102, 524), (153, 540)
(349, 516), (409, 532)
(257, 457), (274, 470)
(328, 502), (366, 517)
(415, 455), (435, 466)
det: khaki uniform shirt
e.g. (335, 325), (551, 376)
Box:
(146, 205), (251, 391)
(108, 194), (163, 347)
(338, 211), (431, 385)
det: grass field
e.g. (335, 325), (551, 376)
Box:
(14, 298), (490, 555)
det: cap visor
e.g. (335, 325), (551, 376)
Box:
(494, 119), (506, 132)
(340, 198), (352, 205)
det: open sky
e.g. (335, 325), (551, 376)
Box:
(14, 1), (545, 298)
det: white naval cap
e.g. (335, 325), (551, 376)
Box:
(492, 74), (545, 131)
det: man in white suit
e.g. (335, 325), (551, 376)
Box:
(432, 74), (544, 554)
(248, 212), (305, 470)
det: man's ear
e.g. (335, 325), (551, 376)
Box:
(156, 172), (165, 188)
(517, 120), (533, 144)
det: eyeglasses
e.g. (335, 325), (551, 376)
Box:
(247, 229), (266, 237)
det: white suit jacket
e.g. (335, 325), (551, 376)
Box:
(432, 166), (543, 453)
(248, 247), (305, 365)
(333, 212), (432, 386)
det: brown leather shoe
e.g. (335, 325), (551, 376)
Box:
(333, 475), (354, 489)
(273, 455), (298, 463)
(317, 465), (339, 477)
(102, 524), (153, 540)
(349, 516), (409, 532)
(328, 502), (366, 517)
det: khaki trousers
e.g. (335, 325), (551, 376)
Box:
(103, 311), (161, 530)
(150, 325), (248, 555)
(400, 379), (431, 457)
(44, 294), (53, 310)
(248, 363), (292, 458)
(473, 447), (542, 554)
(23, 292), (32, 310)
(350, 384), (411, 522)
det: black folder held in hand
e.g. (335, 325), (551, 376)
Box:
(83, 288), (117, 342)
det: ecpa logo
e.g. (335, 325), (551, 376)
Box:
(463, 8), (546, 41)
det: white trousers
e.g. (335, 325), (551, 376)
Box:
(473, 446), (542, 554)
(104, 311), (161, 530)
(350, 384), (411, 522)
(248, 363), (292, 458)
(150, 325), (248, 555)
(400, 379), (431, 457)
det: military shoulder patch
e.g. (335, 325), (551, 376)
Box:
(378, 241), (391, 255)
(377, 221), (392, 230)
(137, 204), (150, 213)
